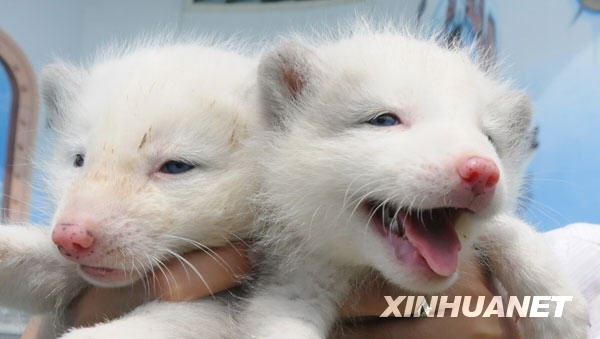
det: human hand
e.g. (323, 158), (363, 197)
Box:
(23, 247), (518, 338)
(22, 243), (250, 338)
(335, 256), (520, 338)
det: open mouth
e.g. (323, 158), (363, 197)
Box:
(80, 265), (131, 283)
(365, 201), (466, 277)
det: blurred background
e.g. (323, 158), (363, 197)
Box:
(0, 0), (598, 336)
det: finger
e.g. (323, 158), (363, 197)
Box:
(339, 280), (402, 318)
(153, 242), (251, 302)
(69, 243), (252, 327)
(21, 316), (43, 339)
(336, 256), (519, 338)
(339, 256), (490, 318)
(331, 315), (508, 339)
(68, 284), (148, 327)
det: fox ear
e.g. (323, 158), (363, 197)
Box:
(258, 41), (322, 128)
(40, 62), (86, 130)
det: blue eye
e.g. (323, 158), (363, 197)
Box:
(367, 113), (401, 127)
(74, 154), (85, 167)
(159, 161), (195, 174)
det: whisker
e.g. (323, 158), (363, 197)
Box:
(161, 234), (235, 275)
(164, 248), (215, 298)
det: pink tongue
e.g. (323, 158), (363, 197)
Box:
(401, 210), (461, 277)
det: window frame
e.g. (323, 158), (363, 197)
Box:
(0, 30), (39, 223)
(184, 0), (357, 12)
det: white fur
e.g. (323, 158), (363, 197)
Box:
(0, 40), (260, 337)
(60, 300), (231, 339)
(239, 25), (589, 338)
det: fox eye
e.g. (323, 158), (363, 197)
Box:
(74, 154), (85, 167)
(159, 160), (195, 174)
(367, 113), (401, 127)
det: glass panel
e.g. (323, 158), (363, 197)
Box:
(0, 62), (10, 197)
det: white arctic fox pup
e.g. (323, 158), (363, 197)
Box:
(0, 41), (260, 338)
(240, 28), (589, 338)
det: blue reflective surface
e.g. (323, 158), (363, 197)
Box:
(0, 64), (11, 197)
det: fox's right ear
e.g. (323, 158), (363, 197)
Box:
(258, 41), (322, 128)
(40, 62), (86, 130)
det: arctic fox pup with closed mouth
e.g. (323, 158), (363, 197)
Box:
(0, 40), (260, 338)
(240, 27), (589, 339)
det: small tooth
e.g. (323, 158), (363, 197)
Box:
(384, 216), (391, 226)
(389, 218), (398, 232)
(387, 206), (395, 218)
(381, 207), (390, 223)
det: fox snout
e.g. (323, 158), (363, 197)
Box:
(52, 220), (96, 260)
(449, 155), (500, 213)
(456, 156), (500, 194)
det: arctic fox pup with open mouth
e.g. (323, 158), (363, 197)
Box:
(240, 26), (589, 338)
(0, 40), (260, 338)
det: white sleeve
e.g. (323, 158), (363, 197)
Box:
(544, 223), (600, 339)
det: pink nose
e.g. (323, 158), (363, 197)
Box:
(52, 223), (95, 260)
(456, 156), (500, 195)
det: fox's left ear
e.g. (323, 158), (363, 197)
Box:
(258, 41), (323, 129)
